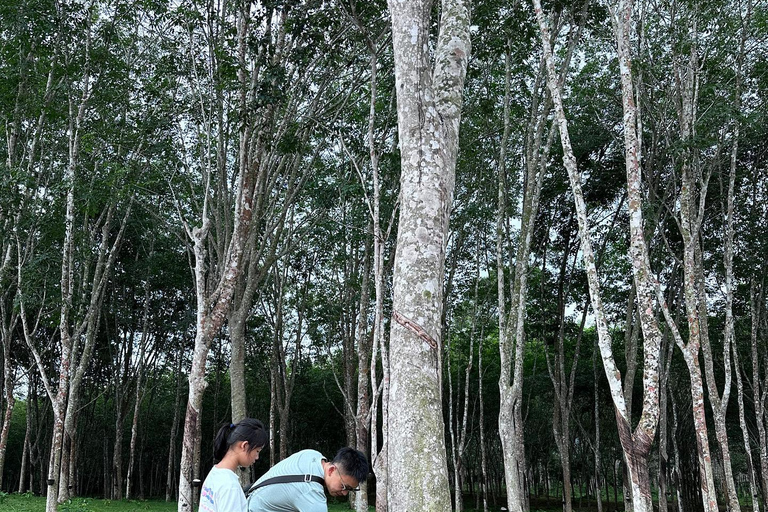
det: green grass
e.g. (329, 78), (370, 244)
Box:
(0, 493), (178, 512)
(0, 493), (372, 512)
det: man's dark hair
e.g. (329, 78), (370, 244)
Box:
(332, 447), (368, 483)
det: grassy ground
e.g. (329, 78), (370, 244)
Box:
(0, 493), (372, 512)
(0, 493), (178, 512)
(5, 491), (759, 512)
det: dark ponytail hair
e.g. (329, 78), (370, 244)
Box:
(213, 418), (268, 462)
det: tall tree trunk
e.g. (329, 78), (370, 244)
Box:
(447, 245), (478, 512)
(113, 415), (124, 500)
(593, 342), (603, 512)
(343, 17), (394, 510)
(126, 369), (144, 500)
(18, 373), (33, 494)
(179, 332), (214, 511)
(0, 304), (17, 485)
(533, 1), (664, 510)
(752, 279), (768, 506)
(166, 341), (183, 502)
(386, 0), (470, 509)
(479, 327), (490, 512)
(735, 337), (760, 512)
(497, 33), (551, 512)
(127, 281), (153, 500)
(353, 240), (372, 512)
(269, 356), (278, 467)
(370, 150), (391, 512)
(658, 331), (674, 512)
(228, 313), (248, 425)
(713, 3), (754, 510)
(39, 23), (94, 507)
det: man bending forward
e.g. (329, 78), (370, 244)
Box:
(247, 448), (368, 512)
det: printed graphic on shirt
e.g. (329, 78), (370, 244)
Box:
(201, 485), (214, 506)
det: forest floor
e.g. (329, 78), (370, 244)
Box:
(1, 492), (758, 512)
(0, 493), (373, 512)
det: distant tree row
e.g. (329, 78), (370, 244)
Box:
(0, 1), (766, 512)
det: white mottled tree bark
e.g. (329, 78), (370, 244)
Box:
(386, 0), (470, 509)
(607, 0), (668, 509)
(652, 9), (719, 509)
(536, 13), (589, 512)
(16, 17), (131, 507)
(532, 1), (664, 510)
(751, 279), (768, 505)
(734, 334), (760, 511)
(729, 4), (756, 508)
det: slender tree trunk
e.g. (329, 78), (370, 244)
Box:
(447, 248), (478, 512)
(39, 31), (92, 506)
(479, 333), (490, 512)
(534, 0), (663, 509)
(735, 339), (760, 512)
(127, 282), (152, 500)
(681, 349), (718, 511)
(698, 195), (739, 512)
(113, 415), (124, 500)
(752, 279), (768, 506)
(166, 343), (183, 502)
(353, 240), (372, 512)
(0, 308), (17, 484)
(658, 332), (673, 512)
(345, 20), (393, 511)
(176, 5), (265, 508)
(497, 37), (552, 512)
(717, 3), (754, 510)
(269, 361), (277, 467)
(370, 155), (391, 512)
(669, 381), (685, 512)
(179, 333), (212, 511)
(126, 374), (143, 501)
(341, 233), (360, 450)
(593, 344), (603, 512)
(19, 394), (31, 493)
(386, 0), (470, 509)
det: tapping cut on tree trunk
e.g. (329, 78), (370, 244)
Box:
(386, 0), (470, 510)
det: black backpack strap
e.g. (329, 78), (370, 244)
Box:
(247, 474), (325, 497)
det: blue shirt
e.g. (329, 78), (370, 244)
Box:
(247, 450), (326, 512)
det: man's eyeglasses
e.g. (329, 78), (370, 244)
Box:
(337, 469), (360, 492)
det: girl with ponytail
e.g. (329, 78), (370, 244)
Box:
(199, 418), (268, 512)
